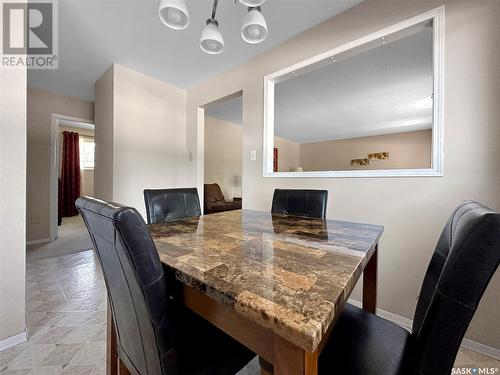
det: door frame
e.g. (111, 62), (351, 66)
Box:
(49, 114), (94, 241)
(197, 90), (243, 212)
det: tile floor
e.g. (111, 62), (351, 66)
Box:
(1, 251), (107, 374)
(0, 248), (498, 374)
(27, 215), (92, 261)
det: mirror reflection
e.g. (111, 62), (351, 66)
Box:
(273, 20), (434, 172)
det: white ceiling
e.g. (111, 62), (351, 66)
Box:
(205, 26), (434, 143)
(27, 0), (362, 101)
(205, 95), (243, 125)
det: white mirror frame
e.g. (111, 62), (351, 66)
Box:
(263, 6), (444, 178)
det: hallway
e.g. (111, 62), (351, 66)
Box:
(27, 216), (92, 261)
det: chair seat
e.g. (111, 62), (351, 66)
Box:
(171, 308), (256, 375)
(319, 304), (413, 375)
(207, 200), (242, 213)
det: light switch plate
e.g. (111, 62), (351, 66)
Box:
(250, 150), (257, 161)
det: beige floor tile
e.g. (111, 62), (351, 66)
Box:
(69, 342), (105, 367)
(38, 344), (84, 367)
(61, 365), (95, 375)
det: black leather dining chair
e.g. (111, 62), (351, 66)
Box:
(319, 201), (500, 375)
(76, 197), (255, 375)
(271, 189), (328, 219)
(143, 188), (201, 224)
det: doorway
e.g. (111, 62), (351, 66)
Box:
(44, 115), (94, 255)
(202, 91), (243, 215)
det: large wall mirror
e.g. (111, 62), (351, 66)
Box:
(263, 7), (444, 177)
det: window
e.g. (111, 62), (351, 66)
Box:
(80, 138), (95, 169)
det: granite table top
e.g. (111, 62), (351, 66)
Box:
(149, 209), (383, 352)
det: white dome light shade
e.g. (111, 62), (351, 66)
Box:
(238, 0), (266, 6)
(159, 0), (190, 30)
(241, 9), (268, 44)
(200, 23), (224, 54)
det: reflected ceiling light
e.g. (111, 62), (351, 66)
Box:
(414, 97), (433, 110)
(159, 0), (190, 30)
(238, 0), (266, 6)
(200, 0), (224, 54)
(241, 7), (268, 44)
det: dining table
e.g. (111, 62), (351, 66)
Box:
(106, 209), (383, 375)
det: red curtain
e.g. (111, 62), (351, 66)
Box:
(61, 131), (81, 217)
(273, 147), (278, 172)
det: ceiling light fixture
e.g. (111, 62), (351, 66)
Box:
(159, 0), (190, 30)
(200, 0), (224, 54)
(241, 7), (268, 44)
(238, 0), (266, 7)
(159, 0), (269, 55)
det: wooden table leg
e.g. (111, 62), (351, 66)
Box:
(118, 358), (131, 375)
(274, 335), (318, 375)
(259, 357), (273, 375)
(107, 300), (118, 375)
(363, 243), (378, 313)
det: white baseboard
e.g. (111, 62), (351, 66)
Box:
(0, 331), (27, 352)
(347, 299), (500, 360)
(26, 238), (51, 245)
(461, 338), (500, 360)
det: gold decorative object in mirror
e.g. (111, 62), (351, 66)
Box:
(368, 152), (390, 160)
(351, 158), (370, 166)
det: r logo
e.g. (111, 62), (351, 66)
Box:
(3, 2), (54, 55)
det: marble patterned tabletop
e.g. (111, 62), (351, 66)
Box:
(149, 209), (383, 352)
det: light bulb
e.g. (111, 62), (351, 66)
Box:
(246, 25), (261, 39)
(166, 8), (182, 24)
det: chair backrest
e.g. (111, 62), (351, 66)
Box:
(411, 201), (500, 374)
(143, 188), (201, 224)
(271, 189), (328, 219)
(76, 197), (177, 375)
(204, 183), (225, 203)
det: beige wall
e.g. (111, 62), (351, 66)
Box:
(95, 64), (187, 218)
(204, 116), (242, 200)
(203, 116), (303, 197)
(26, 88), (94, 241)
(299, 129), (432, 171)
(186, 0), (500, 349)
(82, 169), (94, 197)
(274, 136), (300, 172)
(0, 55), (27, 341)
(94, 66), (114, 201)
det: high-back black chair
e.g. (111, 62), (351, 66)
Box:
(271, 189), (328, 219)
(143, 188), (201, 224)
(319, 201), (500, 375)
(411, 201), (500, 373)
(76, 197), (254, 375)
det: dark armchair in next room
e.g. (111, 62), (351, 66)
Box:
(204, 183), (242, 215)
